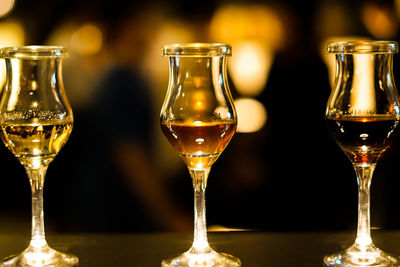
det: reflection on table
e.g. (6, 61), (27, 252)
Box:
(0, 231), (399, 267)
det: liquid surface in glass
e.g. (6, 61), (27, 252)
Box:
(326, 115), (400, 164)
(161, 121), (236, 169)
(0, 122), (73, 159)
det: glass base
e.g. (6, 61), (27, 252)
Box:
(1, 244), (79, 267)
(324, 243), (400, 267)
(162, 249), (241, 267)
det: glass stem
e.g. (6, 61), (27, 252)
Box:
(353, 163), (375, 247)
(189, 168), (211, 254)
(25, 163), (49, 249)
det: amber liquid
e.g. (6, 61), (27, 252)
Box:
(161, 121), (236, 169)
(326, 115), (400, 164)
(0, 122), (73, 163)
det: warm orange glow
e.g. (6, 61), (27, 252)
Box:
(235, 98), (267, 133)
(0, 0), (14, 17)
(70, 24), (103, 56)
(361, 3), (398, 39)
(193, 91), (207, 111)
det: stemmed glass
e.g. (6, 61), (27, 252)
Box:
(324, 40), (400, 266)
(160, 43), (241, 267)
(0, 46), (78, 267)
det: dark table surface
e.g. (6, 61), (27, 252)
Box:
(0, 231), (399, 267)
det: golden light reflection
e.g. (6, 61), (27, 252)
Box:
(351, 54), (376, 114)
(31, 157), (41, 169)
(361, 3), (398, 39)
(193, 91), (207, 111)
(30, 239), (47, 248)
(7, 58), (20, 111)
(195, 138), (204, 144)
(70, 24), (103, 56)
(192, 223), (209, 251)
(322, 39), (376, 114)
(0, 0), (14, 18)
(320, 36), (367, 88)
(31, 80), (37, 90)
(234, 98), (267, 133)
(24, 249), (54, 266)
(228, 41), (272, 96)
(194, 163), (205, 171)
(187, 252), (217, 266)
(214, 106), (230, 120)
(348, 250), (379, 265)
(208, 225), (250, 232)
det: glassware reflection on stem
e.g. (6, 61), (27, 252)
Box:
(160, 43), (241, 267)
(0, 46), (78, 267)
(324, 41), (400, 267)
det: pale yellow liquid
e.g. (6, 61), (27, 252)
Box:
(0, 122), (73, 161)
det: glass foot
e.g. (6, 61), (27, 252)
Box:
(1, 243), (79, 267)
(324, 243), (399, 267)
(162, 249), (241, 267)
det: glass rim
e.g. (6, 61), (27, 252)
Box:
(0, 45), (69, 59)
(162, 43), (232, 57)
(327, 40), (398, 54)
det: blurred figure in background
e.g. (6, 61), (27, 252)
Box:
(64, 3), (192, 232)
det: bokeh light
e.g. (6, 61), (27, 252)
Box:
(70, 24), (103, 56)
(0, 0), (15, 18)
(210, 4), (284, 50)
(0, 20), (24, 91)
(0, 20), (24, 48)
(144, 20), (195, 93)
(45, 21), (107, 108)
(210, 3), (284, 99)
(234, 98), (267, 133)
(228, 41), (272, 97)
(361, 2), (398, 39)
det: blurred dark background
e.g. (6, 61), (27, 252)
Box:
(0, 0), (399, 234)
